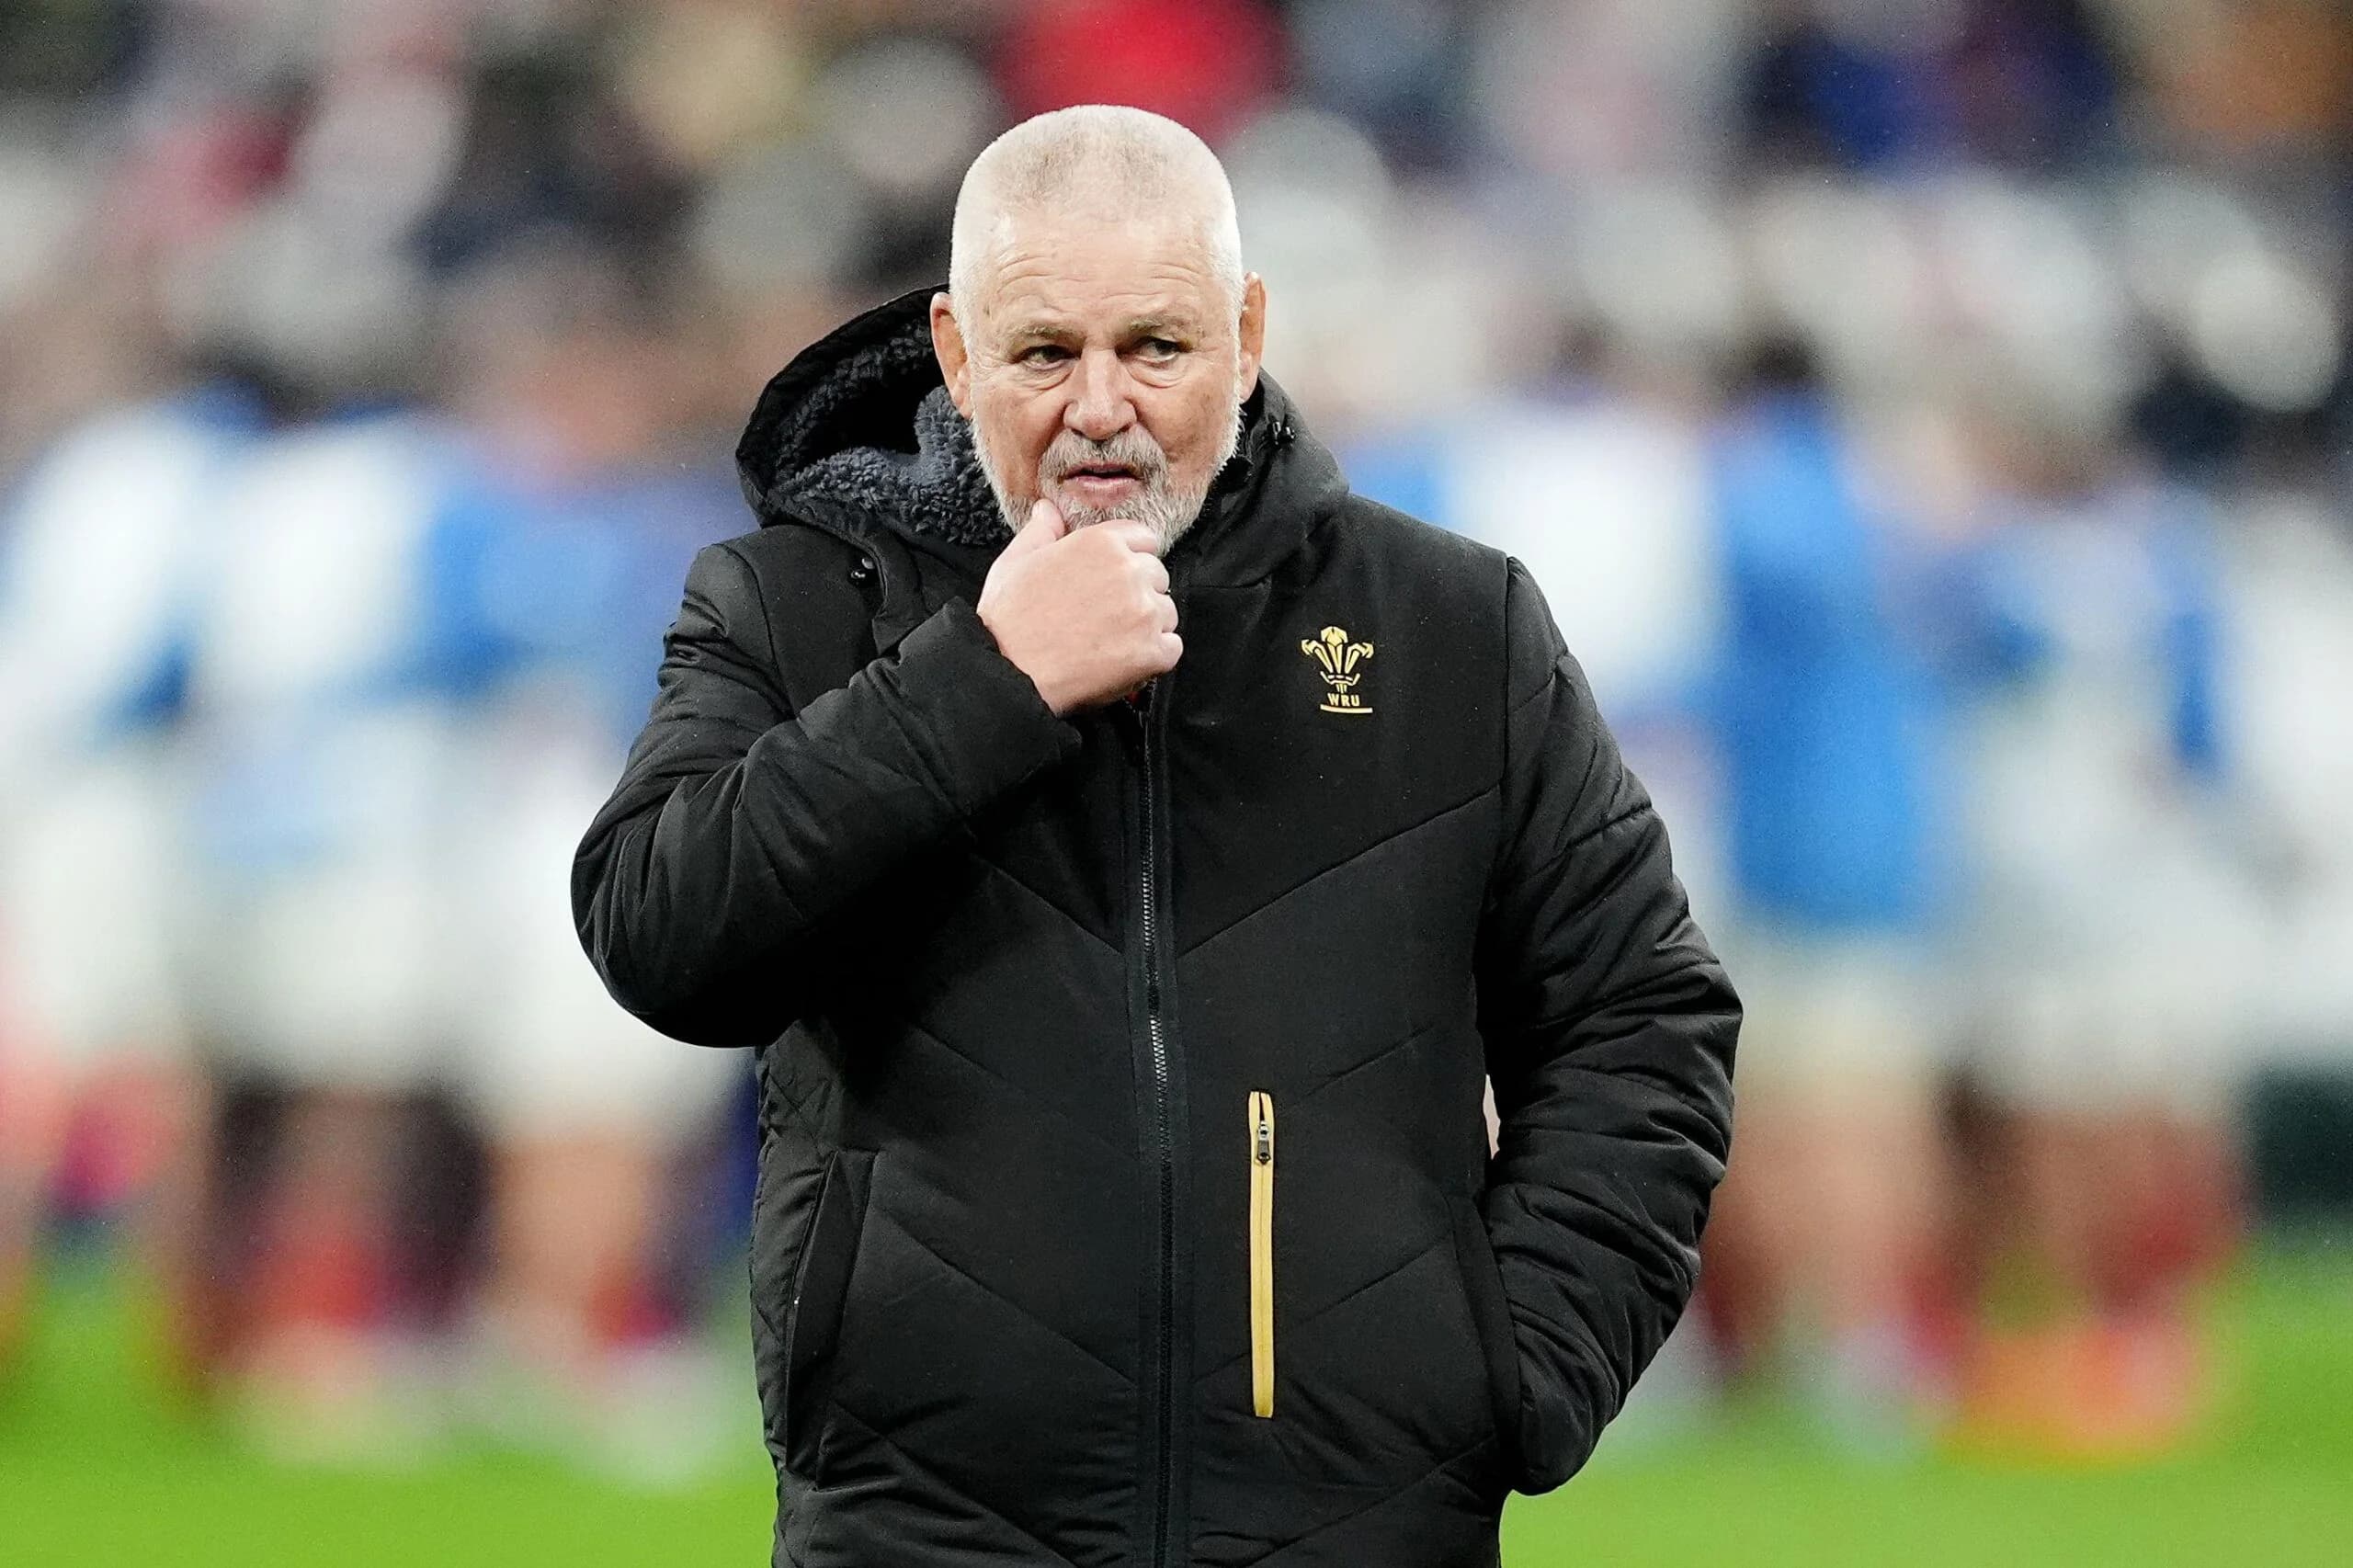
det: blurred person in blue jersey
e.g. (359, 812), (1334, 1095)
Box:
(423, 240), (749, 1478)
(1944, 397), (2256, 1460)
(0, 381), (263, 1378)
(1688, 339), (1962, 1447)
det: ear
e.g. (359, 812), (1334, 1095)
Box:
(1235, 272), (1267, 402)
(930, 291), (972, 415)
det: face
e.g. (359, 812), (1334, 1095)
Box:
(931, 210), (1267, 550)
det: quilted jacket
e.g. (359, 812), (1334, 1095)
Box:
(573, 286), (1739, 1567)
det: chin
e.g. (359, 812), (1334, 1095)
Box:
(1046, 484), (1142, 528)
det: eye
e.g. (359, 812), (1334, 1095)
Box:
(1135, 337), (1182, 361)
(1018, 344), (1073, 366)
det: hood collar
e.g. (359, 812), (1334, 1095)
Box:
(734, 284), (1343, 585)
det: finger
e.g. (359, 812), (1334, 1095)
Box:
(1152, 592), (1178, 632)
(1133, 553), (1170, 594)
(1153, 630), (1183, 670)
(1003, 498), (1068, 557)
(1105, 520), (1164, 556)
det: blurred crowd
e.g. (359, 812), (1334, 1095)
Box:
(4, 0), (2351, 1483)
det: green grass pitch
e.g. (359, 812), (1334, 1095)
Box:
(3, 1242), (2347, 1565)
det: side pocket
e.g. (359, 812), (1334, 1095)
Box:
(1449, 1190), (1524, 1490)
(783, 1146), (878, 1481)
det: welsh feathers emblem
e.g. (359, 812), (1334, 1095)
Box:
(1300, 625), (1375, 715)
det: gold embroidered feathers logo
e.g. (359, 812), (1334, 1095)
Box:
(1300, 625), (1375, 715)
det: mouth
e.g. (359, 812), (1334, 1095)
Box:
(1056, 464), (1146, 500)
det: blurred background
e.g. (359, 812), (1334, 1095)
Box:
(1, 1), (2349, 1563)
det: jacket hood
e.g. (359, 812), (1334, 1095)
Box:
(734, 284), (1346, 584)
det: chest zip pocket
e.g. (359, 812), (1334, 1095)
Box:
(1249, 1090), (1277, 1418)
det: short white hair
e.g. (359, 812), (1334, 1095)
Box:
(948, 105), (1245, 322)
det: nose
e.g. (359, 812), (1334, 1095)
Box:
(1063, 347), (1136, 443)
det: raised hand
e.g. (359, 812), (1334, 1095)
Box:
(976, 499), (1181, 715)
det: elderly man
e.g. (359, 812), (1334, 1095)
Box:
(575, 106), (1736, 1568)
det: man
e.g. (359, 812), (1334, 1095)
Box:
(575, 106), (1737, 1568)
(426, 244), (751, 1472)
(0, 386), (247, 1380)
(1692, 342), (1956, 1445)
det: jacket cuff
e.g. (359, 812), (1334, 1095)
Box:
(889, 597), (1085, 812)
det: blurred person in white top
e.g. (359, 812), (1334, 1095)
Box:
(167, 238), (750, 1470)
(175, 390), (468, 1454)
(0, 385), (256, 1374)
(2222, 461), (2353, 1068)
(1945, 400), (2257, 1459)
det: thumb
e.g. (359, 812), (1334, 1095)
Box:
(1002, 497), (1068, 558)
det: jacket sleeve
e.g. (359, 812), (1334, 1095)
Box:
(574, 540), (1083, 1047)
(1473, 556), (1740, 1492)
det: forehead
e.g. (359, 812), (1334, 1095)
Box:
(974, 210), (1227, 337)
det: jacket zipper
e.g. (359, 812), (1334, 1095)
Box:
(1248, 1090), (1276, 1418)
(1133, 677), (1183, 1568)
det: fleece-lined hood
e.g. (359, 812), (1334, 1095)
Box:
(733, 283), (1347, 585)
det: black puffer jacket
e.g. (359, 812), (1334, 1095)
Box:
(574, 287), (1738, 1568)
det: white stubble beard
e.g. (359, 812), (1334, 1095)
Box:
(972, 399), (1245, 554)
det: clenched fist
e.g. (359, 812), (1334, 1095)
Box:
(977, 499), (1181, 715)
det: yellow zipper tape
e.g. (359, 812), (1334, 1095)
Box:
(1248, 1090), (1275, 1419)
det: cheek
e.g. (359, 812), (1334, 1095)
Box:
(1145, 387), (1229, 469)
(974, 391), (1060, 475)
